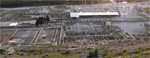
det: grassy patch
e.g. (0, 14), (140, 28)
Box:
(0, 9), (6, 13)
(135, 18), (146, 20)
(108, 37), (115, 40)
(2, 44), (89, 58)
(128, 18), (147, 20)
(143, 7), (150, 15)
(100, 0), (111, 4)
(119, 37), (123, 39)
(2, 50), (88, 58)
(48, 24), (51, 26)
(143, 7), (150, 11)
(103, 47), (150, 58)
(0, 10), (23, 17)
(23, 45), (68, 50)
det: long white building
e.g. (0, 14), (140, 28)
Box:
(70, 12), (119, 18)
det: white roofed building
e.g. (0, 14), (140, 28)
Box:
(70, 12), (119, 18)
(0, 20), (36, 28)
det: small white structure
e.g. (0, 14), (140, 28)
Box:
(9, 40), (18, 45)
(42, 34), (47, 38)
(122, 1), (127, 3)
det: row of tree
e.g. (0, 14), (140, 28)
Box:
(36, 15), (49, 25)
(1, 0), (103, 8)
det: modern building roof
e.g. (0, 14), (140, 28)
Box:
(70, 12), (119, 18)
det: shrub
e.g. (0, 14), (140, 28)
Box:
(88, 49), (99, 57)
(123, 50), (126, 52)
(65, 50), (70, 54)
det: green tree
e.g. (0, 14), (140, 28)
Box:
(88, 49), (99, 57)
(94, 49), (98, 57)
(0, 49), (5, 54)
(89, 51), (93, 57)
(46, 15), (49, 21)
